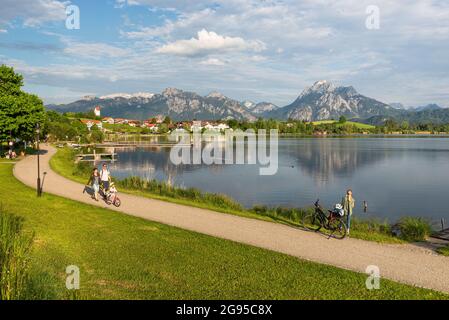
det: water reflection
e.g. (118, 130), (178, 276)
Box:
(284, 139), (390, 183)
(103, 137), (449, 220)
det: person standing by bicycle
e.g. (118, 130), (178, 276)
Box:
(342, 189), (355, 236)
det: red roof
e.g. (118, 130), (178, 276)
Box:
(81, 119), (101, 124)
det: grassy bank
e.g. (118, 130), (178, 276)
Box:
(437, 244), (449, 256)
(50, 147), (436, 244)
(2, 163), (448, 299)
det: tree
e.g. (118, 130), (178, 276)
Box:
(339, 115), (347, 124)
(89, 126), (104, 143)
(0, 64), (23, 96)
(227, 119), (238, 129)
(0, 65), (46, 142)
(163, 116), (172, 125)
(384, 119), (398, 132)
(400, 121), (410, 131)
(159, 123), (169, 134)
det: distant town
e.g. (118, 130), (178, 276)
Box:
(79, 105), (230, 133)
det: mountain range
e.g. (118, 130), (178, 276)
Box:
(389, 102), (443, 112)
(46, 81), (448, 124)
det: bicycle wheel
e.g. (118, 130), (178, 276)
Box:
(302, 213), (322, 232)
(327, 218), (347, 239)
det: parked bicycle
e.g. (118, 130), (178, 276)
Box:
(302, 199), (347, 239)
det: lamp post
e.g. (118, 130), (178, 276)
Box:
(36, 123), (41, 197)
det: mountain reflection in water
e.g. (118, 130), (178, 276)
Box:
(103, 137), (449, 221)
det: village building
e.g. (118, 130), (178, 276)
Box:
(128, 120), (141, 127)
(102, 117), (114, 124)
(114, 118), (128, 125)
(81, 119), (103, 130)
(146, 123), (159, 132)
(191, 120), (203, 132)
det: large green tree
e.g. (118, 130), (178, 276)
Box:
(0, 65), (46, 142)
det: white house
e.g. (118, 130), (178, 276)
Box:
(204, 123), (215, 131)
(102, 117), (114, 124)
(215, 123), (230, 131)
(203, 122), (230, 132)
(81, 119), (103, 130)
(191, 121), (203, 132)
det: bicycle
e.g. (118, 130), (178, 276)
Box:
(302, 199), (347, 239)
(100, 182), (121, 207)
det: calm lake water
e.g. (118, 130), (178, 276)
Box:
(103, 137), (449, 222)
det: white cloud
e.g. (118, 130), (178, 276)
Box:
(0, 29), (7, 34)
(0, 0), (68, 27)
(200, 58), (226, 66)
(3, 0), (449, 106)
(115, 0), (205, 11)
(63, 42), (131, 60)
(122, 9), (215, 39)
(156, 29), (266, 56)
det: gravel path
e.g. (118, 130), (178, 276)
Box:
(13, 145), (449, 294)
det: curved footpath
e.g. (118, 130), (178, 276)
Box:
(13, 145), (449, 294)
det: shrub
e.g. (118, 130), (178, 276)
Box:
(252, 205), (268, 215)
(0, 209), (34, 300)
(396, 217), (433, 242)
(73, 161), (93, 178)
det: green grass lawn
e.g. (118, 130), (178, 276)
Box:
(1, 164), (448, 299)
(312, 120), (375, 130)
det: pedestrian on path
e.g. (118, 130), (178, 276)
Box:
(100, 163), (111, 193)
(86, 168), (101, 201)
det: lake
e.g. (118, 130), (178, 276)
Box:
(102, 137), (449, 222)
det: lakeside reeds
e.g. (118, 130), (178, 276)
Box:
(113, 174), (435, 242)
(119, 176), (243, 212)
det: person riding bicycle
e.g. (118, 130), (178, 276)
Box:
(342, 189), (355, 236)
(108, 182), (118, 202)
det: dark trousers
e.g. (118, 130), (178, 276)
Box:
(102, 181), (110, 191)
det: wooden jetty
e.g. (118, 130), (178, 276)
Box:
(431, 228), (449, 241)
(96, 142), (191, 147)
(76, 151), (117, 163)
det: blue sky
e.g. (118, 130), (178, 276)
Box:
(0, 0), (448, 107)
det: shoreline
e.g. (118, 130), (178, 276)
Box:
(50, 146), (446, 245)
